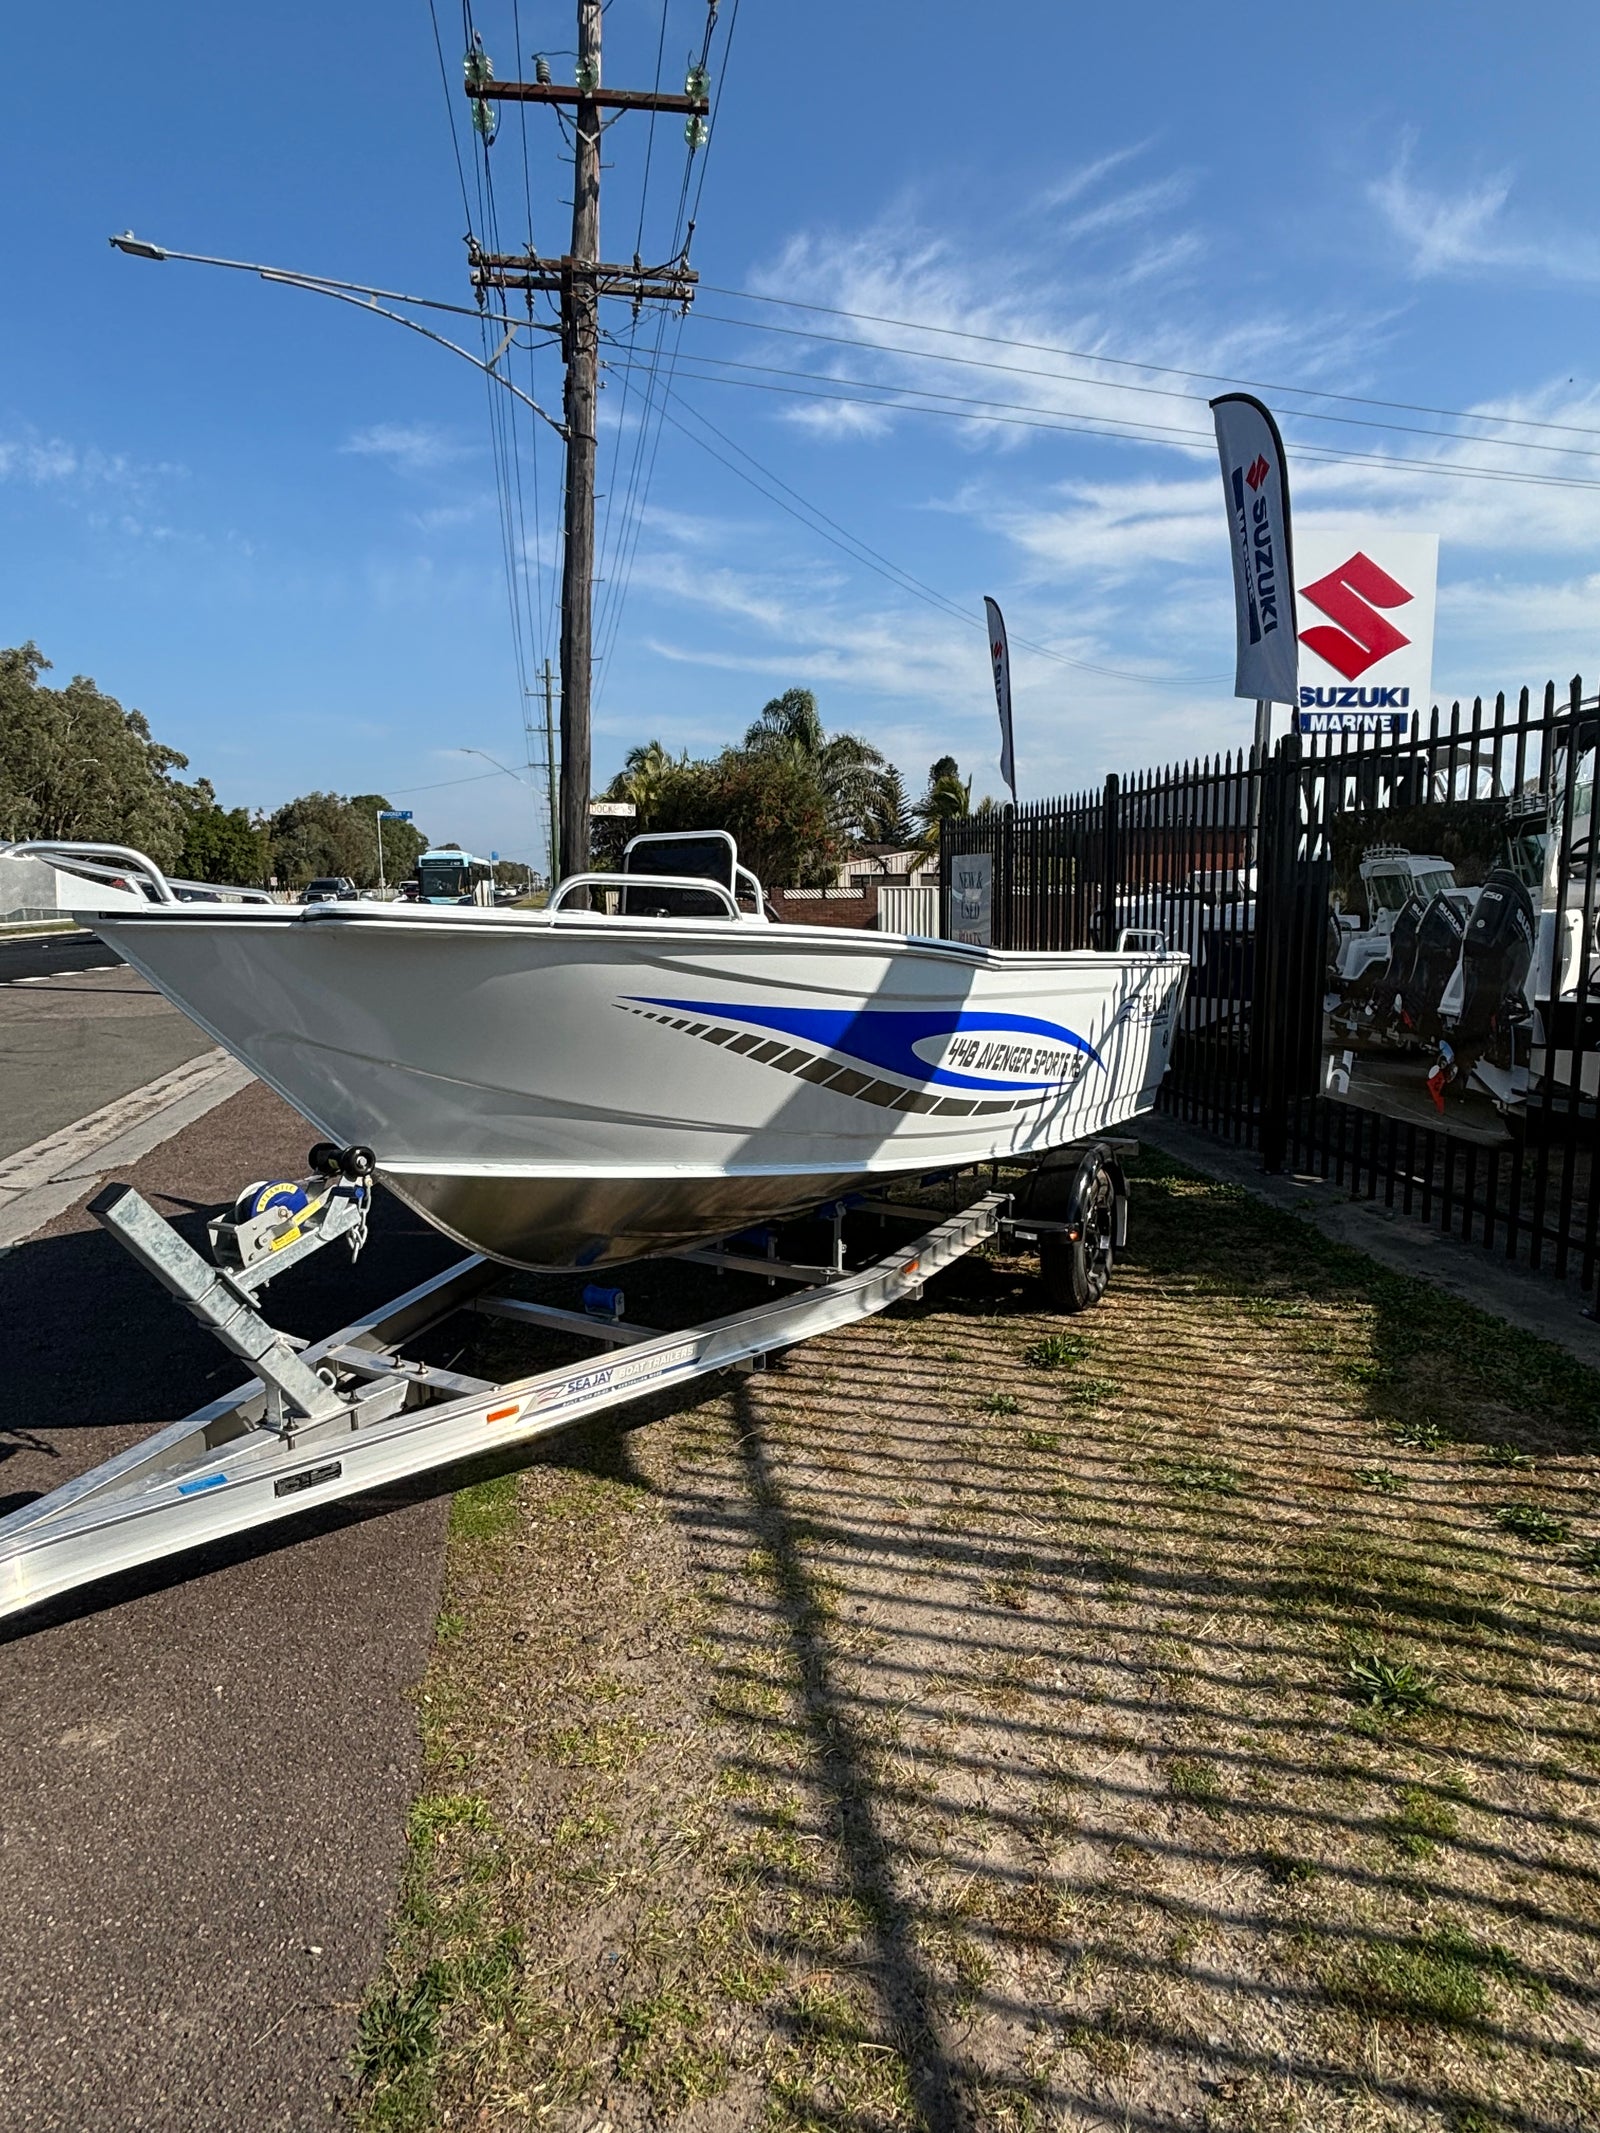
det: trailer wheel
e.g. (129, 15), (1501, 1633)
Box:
(1038, 1152), (1117, 1313)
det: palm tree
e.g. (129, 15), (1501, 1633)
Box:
(914, 754), (973, 853)
(742, 689), (897, 849)
(605, 738), (684, 828)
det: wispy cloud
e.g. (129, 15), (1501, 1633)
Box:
(342, 423), (471, 473)
(1370, 141), (1600, 283)
(408, 500), (487, 533)
(1038, 142), (1157, 212)
(741, 188), (1363, 450)
(625, 527), (982, 717)
(1060, 173), (1194, 243)
(0, 434), (144, 488)
(781, 397), (895, 439)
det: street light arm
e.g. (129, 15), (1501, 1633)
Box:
(108, 231), (556, 328)
(107, 233), (567, 437)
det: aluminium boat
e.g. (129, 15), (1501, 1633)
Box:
(2, 833), (1187, 1269)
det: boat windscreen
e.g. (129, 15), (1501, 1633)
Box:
(619, 833), (739, 917)
(624, 835), (735, 887)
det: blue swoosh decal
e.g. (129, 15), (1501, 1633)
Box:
(631, 999), (1104, 1092)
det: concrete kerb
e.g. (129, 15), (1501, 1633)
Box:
(1138, 1109), (1600, 1372)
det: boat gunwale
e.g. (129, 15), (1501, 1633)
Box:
(88, 902), (1189, 971)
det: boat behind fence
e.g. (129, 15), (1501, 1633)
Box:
(942, 678), (1600, 1302)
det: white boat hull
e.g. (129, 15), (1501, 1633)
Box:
(90, 905), (1187, 1268)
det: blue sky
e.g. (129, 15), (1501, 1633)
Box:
(7, 2), (1600, 867)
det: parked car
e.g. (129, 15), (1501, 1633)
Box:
(303, 876), (359, 903)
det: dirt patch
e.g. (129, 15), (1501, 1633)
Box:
(354, 1155), (1600, 2131)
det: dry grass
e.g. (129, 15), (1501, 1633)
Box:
(353, 1153), (1600, 2131)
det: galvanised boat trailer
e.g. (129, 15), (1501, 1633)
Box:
(0, 1134), (1137, 1626)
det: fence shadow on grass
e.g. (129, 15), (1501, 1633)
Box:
(655, 1177), (1600, 2131)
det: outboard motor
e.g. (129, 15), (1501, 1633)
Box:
(1399, 892), (1471, 1040)
(1345, 891), (1426, 1033)
(1455, 867), (1537, 1052)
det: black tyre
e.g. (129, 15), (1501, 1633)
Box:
(1038, 1156), (1116, 1313)
(307, 1141), (344, 1178)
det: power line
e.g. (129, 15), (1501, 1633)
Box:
(383, 768), (509, 796)
(633, 0), (671, 254)
(662, 392), (1231, 685)
(627, 355), (1600, 493)
(461, 4), (712, 876)
(698, 281), (1600, 448)
(684, 307), (1600, 464)
(592, 0), (671, 696)
(594, 0), (735, 703)
(427, 0), (474, 227)
(685, 0), (740, 237)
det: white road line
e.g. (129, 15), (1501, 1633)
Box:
(0, 1050), (258, 1250)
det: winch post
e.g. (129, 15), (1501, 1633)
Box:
(89, 1186), (348, 1429)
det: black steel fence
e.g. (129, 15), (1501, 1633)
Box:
(941, 679), (1600, 1300)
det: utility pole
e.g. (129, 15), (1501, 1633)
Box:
(562, 0), (602, 886)
(463, 10), (707, 882)
(542, 658), (560, 883)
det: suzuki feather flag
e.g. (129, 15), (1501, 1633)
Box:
(1211, 393), (1298, 705)
(983, 596), (1017, 805)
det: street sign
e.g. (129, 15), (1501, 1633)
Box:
(490, 850), (499, 861)
(589, 801), (637, 817)
(378, 808), (414, 821)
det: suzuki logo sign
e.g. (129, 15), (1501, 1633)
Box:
(1293, 529), (1437, 735)
(1299, 551), (1413, 681)
(1244, 454), (1270, 492)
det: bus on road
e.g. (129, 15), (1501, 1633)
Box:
(415, 850), (496, 905)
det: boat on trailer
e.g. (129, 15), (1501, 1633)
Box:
(0, 831), (1185, 1623)
(2, 830), (1186, 1270)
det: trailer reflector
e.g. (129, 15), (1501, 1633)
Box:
(486, 1403), (520, 1424)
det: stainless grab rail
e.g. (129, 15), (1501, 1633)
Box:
(1, 839), (181, 905)
(0, 840), (277, 906)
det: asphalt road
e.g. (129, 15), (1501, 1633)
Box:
(0, 932), (120, 984)
(0, 966), (214, 1161)
(0, 1079), (462, 2130)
